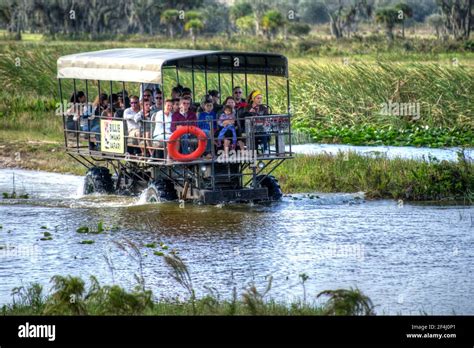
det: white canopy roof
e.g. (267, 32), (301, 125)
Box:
(57, 48), (289, 83)
(57, 48), (217, 83)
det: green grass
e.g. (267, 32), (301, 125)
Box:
(1, 272), (374, 316)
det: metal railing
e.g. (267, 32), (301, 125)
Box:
(63, 109), (292, 166)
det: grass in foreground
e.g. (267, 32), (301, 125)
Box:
(1, 254), (374, 316)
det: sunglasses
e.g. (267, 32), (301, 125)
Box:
(234, 91), (242, 94)
(130, 101), (138, 104)
(156, 96), (163, 99)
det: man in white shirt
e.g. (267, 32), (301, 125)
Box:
(123, 95), (140, 145)
(151, 98), (173, 158)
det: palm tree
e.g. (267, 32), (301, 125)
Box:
(160, 9), (179, 38)
(185, 18), (204, 48)
(394, 3), (413, 38)
(261, 10), (284, 40)
(375, 7), (399, 41)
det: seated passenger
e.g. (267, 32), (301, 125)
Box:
(151, 89), (163, 112)
(171, 85), (183, 99)
(141, 89), (153, 106)
(217, 105), (238, 157)
(123, 96), (141, 148)
(171, 98), (180, 114)
(233, 86), (248, 110)
(171, 96), (197, 155)
(197, 95), (217, 155)
(181, 87), (199, 113)
(65, 91), (86, 132)
(152, 99), (173, 159)
(241, 90), (270, 152)
(222, 96), (245, 149)
(209, 89), (222, 114)
(114, 95), (130, 118)
(135, 100), (154, 158)
(170, 96), (197, 132)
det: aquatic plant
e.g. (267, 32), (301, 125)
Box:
(317, 288), (375, 316)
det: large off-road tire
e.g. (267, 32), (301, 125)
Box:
(144, 180), (178, 203)
(83, 166), (114, 195)
(256, 175), (283, 201)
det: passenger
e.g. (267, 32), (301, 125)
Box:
(242, 90), (270, 152)
(208, 89), (222, 114)
(135, 100), (154, 158)
(114, 95), (130, 118)
(220, 97), (245, 149)
(217, 105), (238, 157)
(171, 96), (197, 131)
(233, 86), (248, 109)
(171, 98), (180, 113)
(111, 93), (120, 110)
(93, 93), (109, 116)
(151, 90), (163, 112)
(171, 96), (197, 155)
(181, 87), (198, 112)
(152, 99), (173, 159)
(123, 95), (141, 147)
(66, 91), (86, 132)
(197, 95), (217, 155)
(171, 85), (183, 99)
(141, 89), (153, 104)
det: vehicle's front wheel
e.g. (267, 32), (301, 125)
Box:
(144, 180), (178, 203)
(83, 166), (114, 195)
(256, 175), (283, 201)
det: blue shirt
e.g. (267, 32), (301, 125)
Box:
(198, 111), (217, 131)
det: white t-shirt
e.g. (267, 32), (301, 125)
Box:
(123, 107), (140, 131)
(152, 110), (172, 140)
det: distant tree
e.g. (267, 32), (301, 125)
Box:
(161, 9), (179, 38)
(235, 15), (255, 35)
(185, 18), (204, 47)
(250, 0), (270, 37)
(394, 3), (413, 38)
(375, 7), (400, 41)
(436, 0), (472, 40)
(426, 13), (446, 39)
(287, 22), (311, 37)
(300, 0), (329, 24)
(261, 10), (284, 40)
(230, 1), (253, 21)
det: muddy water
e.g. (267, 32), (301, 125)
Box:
(0, 168), (472, 314)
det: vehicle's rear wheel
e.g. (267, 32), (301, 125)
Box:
(83, 166), (114, 195)
(144, 180), (178, 203)
(256, 175), (283, 201)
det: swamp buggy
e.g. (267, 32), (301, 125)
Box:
(57, 49), (293, 204)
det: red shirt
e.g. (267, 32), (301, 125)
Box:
(236, 100), (248, 110)
(171, 111), (197, 132)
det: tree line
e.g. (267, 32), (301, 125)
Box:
(0, 0), (471, 41)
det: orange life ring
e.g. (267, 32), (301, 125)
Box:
(167, 126), (207, 161)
